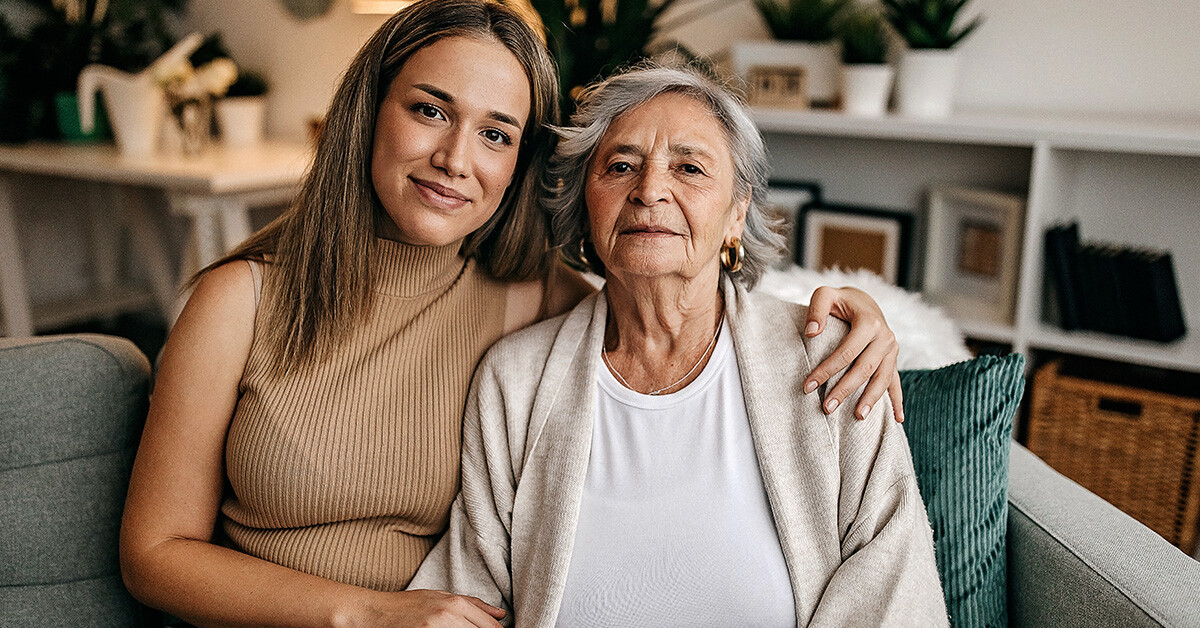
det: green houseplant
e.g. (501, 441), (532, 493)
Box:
(529, 0), (680, 116)
(881, 0), (983, 117)
(0, 14), (44, 142)
(881, 0), (982, 50)
(735, 0), (852, 107)
(11, 0), (187, 140)
(838, 8), (893, 116)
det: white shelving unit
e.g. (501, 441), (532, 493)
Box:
(754, 107), (1200, 374)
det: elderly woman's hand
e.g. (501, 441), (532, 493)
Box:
(802, 286), (904, 423)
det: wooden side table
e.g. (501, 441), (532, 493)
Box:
(0, 141), (311, 337)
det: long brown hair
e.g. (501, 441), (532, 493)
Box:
(195, 0), (560, 368)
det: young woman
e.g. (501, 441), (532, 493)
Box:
(119, 1), (903, 626)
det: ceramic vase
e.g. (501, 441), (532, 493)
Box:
(841, 65), (894, 117)
(895, 49), (960, 118)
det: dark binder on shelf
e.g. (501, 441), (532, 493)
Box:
(1147, 252), (1187, 342)
(1044, 223), (1082, 330)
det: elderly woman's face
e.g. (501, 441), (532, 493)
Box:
(585, 93), (747, 282)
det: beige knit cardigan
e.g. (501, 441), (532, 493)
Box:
(410, 279), (949, 627)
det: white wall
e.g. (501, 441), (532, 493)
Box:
(182, 0), (1200, 143)
(181, 1), (388, 141)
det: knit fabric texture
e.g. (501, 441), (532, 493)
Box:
(220, 238), (507, 591)
(900, 353), (1026, 628)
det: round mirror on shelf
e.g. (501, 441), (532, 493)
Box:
(279, 0), (334, 20)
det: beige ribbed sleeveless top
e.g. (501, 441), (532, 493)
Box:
(220, 238), (507, 591)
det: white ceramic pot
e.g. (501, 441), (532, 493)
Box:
(841, 64), (894, 117)
(732, 40), (842, 107)
(216, 96), (267, 148)
(895, 49), (960, 118)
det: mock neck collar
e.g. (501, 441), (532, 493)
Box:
(372, 237), (465, 297)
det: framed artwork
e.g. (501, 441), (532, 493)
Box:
(764, 181), (822, 268)
(923, 185), (1026, 324)
(798, 202), (914, 287)
(746, 65), (810, 109)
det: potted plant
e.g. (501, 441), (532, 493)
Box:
(0, 14), (45, 143)
(157, 51), (238, 155)
(529, 0), (681, 117)
(735, 0), (852, 107)
(882, 0), (982, 117)
(838, 8), (892, 117)
(14, 0), (187, 141)
(216, 71), (269, 148)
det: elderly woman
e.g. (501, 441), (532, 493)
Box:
(409, 64), (947, 627)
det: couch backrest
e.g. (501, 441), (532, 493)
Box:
(1, 334), (151, 627)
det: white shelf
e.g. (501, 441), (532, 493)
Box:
(757, 107), (1200, 374)
(753, 108), (1200, 157)
(1028, 324), (1200, 374)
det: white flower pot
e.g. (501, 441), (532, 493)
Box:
(841, 64), (894, 117)
(216, 96), (267, 148)
(732, 40), (842, 107)
(895, 49), (960, 118)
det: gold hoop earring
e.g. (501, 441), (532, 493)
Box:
(578, 239), (590, 268)
(721, 237), (744, 273)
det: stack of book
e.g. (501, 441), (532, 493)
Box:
(1044, 222), (1186, 342)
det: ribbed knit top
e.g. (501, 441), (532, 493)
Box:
(220, 238), (508, 591)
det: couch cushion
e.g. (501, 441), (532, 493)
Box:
(900, 354), (1026, 627)
(0, 334), (151, 626)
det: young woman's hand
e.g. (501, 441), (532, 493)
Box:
(342, 589), (506, 628)
(802, 285), (904, 423)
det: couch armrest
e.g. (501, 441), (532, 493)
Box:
(1007, 443), (1200, 627)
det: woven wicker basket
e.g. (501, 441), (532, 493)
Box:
(1027, 360), (1200, 554)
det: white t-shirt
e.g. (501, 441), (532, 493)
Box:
(555, 320), (796, 628)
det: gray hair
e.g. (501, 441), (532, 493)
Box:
(544, 62), (785, 289)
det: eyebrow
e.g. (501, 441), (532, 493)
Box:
(413, 83), (523, 130)
(605, 143), (716, 162)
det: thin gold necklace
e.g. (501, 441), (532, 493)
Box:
(602, 314), (723, 396)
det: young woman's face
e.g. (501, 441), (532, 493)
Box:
(372, 36), (532, 247)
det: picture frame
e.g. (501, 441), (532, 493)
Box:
(798, 202), (914, 288)
(923, 185), (1026, 325)
(746, 65), (810, 109)
(763, 180), (822, 268)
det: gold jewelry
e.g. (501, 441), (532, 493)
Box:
(720, 237), (744, 273)
(602, 313), (723, 395)
(578, 239), (590, 268)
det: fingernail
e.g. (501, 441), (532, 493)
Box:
(897, 411), (905, 423)
(825, 398), (839, 414)
(858, 404), (870, 419)
(804, 380), (818, 394)
(805, 321), (819, 336)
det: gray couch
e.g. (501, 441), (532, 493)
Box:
(3, 333), (1200, 627)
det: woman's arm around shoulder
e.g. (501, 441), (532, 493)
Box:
(121, 262), (503, 628)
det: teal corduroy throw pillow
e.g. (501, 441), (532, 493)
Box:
(900, 353), (1026, 628)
